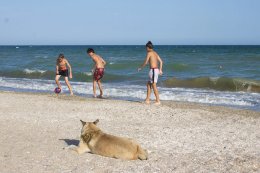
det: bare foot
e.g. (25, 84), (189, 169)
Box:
(97, 95), (103, 98)
(144, 100), (150, 104)
(154, 101), (161, 105)
(93, 95), (97, 98)
(70, 93), (74, 96)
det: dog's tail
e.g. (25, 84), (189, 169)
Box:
(137, 145), (148, 160)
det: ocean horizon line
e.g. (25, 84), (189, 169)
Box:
(1, 44), (260, 46)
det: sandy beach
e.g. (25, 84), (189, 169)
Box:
(0, 91), (259, 173)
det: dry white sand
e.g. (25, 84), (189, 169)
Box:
(0, 91), (259, 173)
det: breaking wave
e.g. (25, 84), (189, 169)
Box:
(163, 77), (260, 93)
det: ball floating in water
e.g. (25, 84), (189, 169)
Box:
(54, 87), (61, 94)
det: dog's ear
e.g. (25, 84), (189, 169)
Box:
(93, 119), (99, 125)
(80, 120), (86, 126)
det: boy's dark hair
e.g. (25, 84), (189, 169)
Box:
(146, 41), (153, 49)
(87, 48), (95, 53)
(58, 53), (64, 59)
(56, 53), (64, 64)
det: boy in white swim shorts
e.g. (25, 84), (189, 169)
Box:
(149, 68), (160, 83)
(138, 41), (163, 105)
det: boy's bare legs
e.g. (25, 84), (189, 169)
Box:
(145, 82), (151, 104)
(55, 75), (62, 88)
(65, 77), (73, 95)
(97, 80), (103, 98)
(151, 83), (160, 105)
(92, 79), (97, 98)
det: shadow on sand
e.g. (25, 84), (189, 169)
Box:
(59, 139), (79, 146)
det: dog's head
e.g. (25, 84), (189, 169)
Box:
(80, 119), (100, 143)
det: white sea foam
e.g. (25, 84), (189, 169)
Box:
(209, 77), (219, 83)
(83, 72), (92, 76)
(24, 69), (46, 74)
(0, 77), (259, 111)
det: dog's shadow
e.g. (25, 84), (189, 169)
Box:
(59, 139), (79, 146)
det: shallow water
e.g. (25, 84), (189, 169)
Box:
(0, 45), (259, 111)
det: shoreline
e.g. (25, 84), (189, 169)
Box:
(1, 76), (260, 112)
(0, 91), (259, 172)
(1, 90), (260, 114)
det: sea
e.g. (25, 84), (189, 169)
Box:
(0, 45), (259, 111)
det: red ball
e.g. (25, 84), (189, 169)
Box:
(54, 87), (61, 94)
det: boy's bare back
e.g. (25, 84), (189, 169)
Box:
(92, 54), (106, 68)
(148, 51), (160, 69)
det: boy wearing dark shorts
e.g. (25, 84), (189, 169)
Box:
(55, 53), (73, 95)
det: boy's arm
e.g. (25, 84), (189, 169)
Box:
(56, 65), (59, 75)
(65, 60), (73, 78)
(138, 54), (150, 71)
(92, 61), (96, 73)
(101, 57), (106, 66)
(158, 55), (163, 75)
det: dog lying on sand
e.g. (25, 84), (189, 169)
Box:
(69, 119), (148, 160)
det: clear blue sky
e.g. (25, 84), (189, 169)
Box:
(1, 0), (259, 45)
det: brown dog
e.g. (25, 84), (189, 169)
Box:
(69, 119), (148, 160)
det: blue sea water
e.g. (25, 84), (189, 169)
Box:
(0, 45), (259, 111)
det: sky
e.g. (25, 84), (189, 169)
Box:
(0, 0), (260, 45)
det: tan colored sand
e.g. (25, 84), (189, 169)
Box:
(0, 91), (259, 173)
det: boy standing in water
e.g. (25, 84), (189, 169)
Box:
(55, 53), (73, 95)
(87, 48), (106, 98)
(138, 41), (163, 105)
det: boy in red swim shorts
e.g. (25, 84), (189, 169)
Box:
(87, 48), (106, 98)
